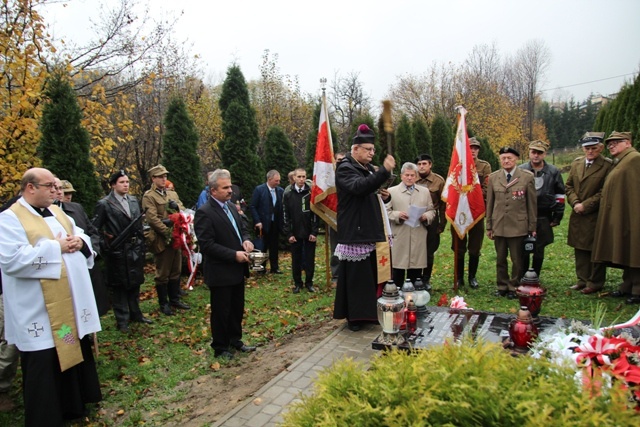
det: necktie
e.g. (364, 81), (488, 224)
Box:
(270, 188), (276, 205)
(223, 203), (242, 244)
(121, 196), (131, 216)
(586, 161), (592, 168)
(506, 173), (512, 183)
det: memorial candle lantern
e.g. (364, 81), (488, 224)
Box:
(401, 279), (415, 307)
(516, 268), (547, 324)
(412, 278), (431, 314)
(406, 299), (417, 333)
(376, 281), (405, 338)
(509, 306), (538, 349)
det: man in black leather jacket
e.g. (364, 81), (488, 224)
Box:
(93, 170), (151, 333)
(519, 140), (565, 277)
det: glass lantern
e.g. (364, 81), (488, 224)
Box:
(377, 280), (406, 338)
(400, 278), (415, 307)
(412, 278), (431, 314)
(516, 268), (547, 324)
(406, 299), (417, 333)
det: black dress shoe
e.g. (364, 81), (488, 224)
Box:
(118, 325), (130, 334)
(626, 296), (640, 305)
(293, 286), (301, 294)
(347, 321), (361, 332)
(506, 291), (518, 299)
(271, 269), (283, 274)
(215, 350), (234, 360)
(234, 344), (256, 353)
(160, 304), (174, 316)
(171, 301), (191, 310)
(610, 290), (628, 298)
(468, 277), (479, 289)
(179, 288), (187, 296)
(306, 284), (316, 293)
(495, 290), (508, 297)
(424, 282), (432, 292)
(456, 278), (465, 288)
(132, 316), (153, 324)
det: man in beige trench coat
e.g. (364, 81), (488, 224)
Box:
(386, 162), (435, 287)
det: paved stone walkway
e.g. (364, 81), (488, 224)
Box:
(213, 323), (382, 427)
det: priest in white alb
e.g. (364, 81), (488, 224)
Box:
(0, 168), (102, 426)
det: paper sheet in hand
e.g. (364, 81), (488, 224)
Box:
(405, 205), (427, 227)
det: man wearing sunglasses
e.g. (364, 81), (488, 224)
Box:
(566, 133), (613, 295)
(593, 131), (640, 304)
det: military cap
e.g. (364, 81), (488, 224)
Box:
(605, 131), (632, 144)
(498, 146), (520, 157)
(579, 132), (605, 147)
(469, 137), (481, 148)
(60, 180), (76, 193)
(415, 153), (433, 163)
(528, 140), (549, 153)
(353, 124), (375, 144)
(148, 164), (169, 177)
(109, 169), (128, 186)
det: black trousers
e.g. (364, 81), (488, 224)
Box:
(392, 268), (423, 288)
(110, 285), (143, 327)
(21, 337), (102, 427)
(209, 282), (245, 354)
(291, 239), (316, 286)
(265, 222), (280, 271)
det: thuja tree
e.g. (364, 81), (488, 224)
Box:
(162, 96), (202, 207)
(264, 125), (297, 182)
(430, 115), (454, 178)
(38, 71), (102, 215)
(394, 114), (417, 172)
(219, 65), (264, 199)
(412, 117), (431, 158)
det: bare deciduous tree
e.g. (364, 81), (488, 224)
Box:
(329, 71), (371, 146)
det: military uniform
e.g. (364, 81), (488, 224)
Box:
(141, 165), (188, 315)
(486, 148), (537, 294)
(450, 137), (492, 288)
(416, 170), (445, 286)
(593, 132), (640, 303)
(566, 134), (612, 292)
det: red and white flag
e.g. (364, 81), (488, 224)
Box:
(310, 95), (338, 230)
(441, 106), (485, 239)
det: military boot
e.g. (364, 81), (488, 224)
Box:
(455, 254), (465, 289)
(468, 255), (480, 289)
(169, 279), (190, 310)
(156, 283), (173, 316)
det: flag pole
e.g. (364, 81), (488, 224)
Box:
(320, 78), (331, 289)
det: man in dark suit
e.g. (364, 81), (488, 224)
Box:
(250, 170), (284, 274)
(195, 169), (256, 360)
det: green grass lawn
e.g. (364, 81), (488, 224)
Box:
(2, 192), (637, 425)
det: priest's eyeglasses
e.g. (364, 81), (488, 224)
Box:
(31, 182), (60, 191)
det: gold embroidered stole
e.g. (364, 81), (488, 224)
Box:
(375, 195), (392, 283)
(9, 203), (84, 371)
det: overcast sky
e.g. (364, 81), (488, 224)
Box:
(43, 0), (640, 106)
